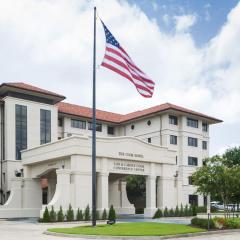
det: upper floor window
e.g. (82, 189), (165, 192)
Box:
(71, 119), (86, 129)
(188, 176), (194, 185)
(147, 137), (151, 143)
(188, 137), (198, 147)
(40, 109), (51, 145)
(107, 126), (114, 135)
(202, 123), (208, 132)
(16, 104), (27, 160)
(58, 118), (63, 127)
(169, 115), (178, 125)
(188, 156), (198, 166)
(202, 141), (207, 150)
(88, 122), (102, 132)
(170, 135), (177, 145)
(187, 118), (198, 128)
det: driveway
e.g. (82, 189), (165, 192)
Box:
(0, 218), (240, 240)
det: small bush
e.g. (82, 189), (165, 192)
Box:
(175, 205), (180, 217)
(184, 204), (189, 216)
(96, 210), (100, 220)
(43, 207), (50, 223)
(163, 207), (168, 217)
(102, 209), (107, 220)
(192, 205), (197, 216)
(76, 208), (83, 221)
(49, 206), (56, 222)
(191, 217), (215, 229)
(226, 218), (240, 229)
(108, 205), (116, 221)
(84, 205), (91, 221)
(66, 204), (74, 222)
(153, 209), (163, 219)
(57, 206), (64, 222)
(169, 208), (174, 217)
(180, 204), (184, 217)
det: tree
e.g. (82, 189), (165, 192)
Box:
(43, 207), (50, 222)
(192, 156), (240, 217)
(76, 208), (83, 221)
(108, 205), (116, 221)
(49, 206), (56, 222)
(84, 205), (91, 221)
(223, 147), (240, 167)
(57, 206), (64, 222)
(102, 209), (107, 220)
(66, 204), (74, 221)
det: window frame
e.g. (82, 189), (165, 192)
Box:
(71, 119), (86, 129)
(107, 126), (114, 135)
(169, 115), (178, 125)
(188, 137), (198, 147)
(188, 156), (198, 166)
(202, 141), (207, 150)
(202, 123), (208, 132)
(40, 109), (51, 145)
(187, 118), (198, 128)
(170, 135), (177, 145)
(88, 122), (102, 132)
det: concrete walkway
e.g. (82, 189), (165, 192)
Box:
(0, 218), (240, 240)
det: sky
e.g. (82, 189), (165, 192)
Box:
(0, 0), (239, 155)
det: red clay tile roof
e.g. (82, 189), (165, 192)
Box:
(57, 102), (222, 124)
(0, 82), (65, 99)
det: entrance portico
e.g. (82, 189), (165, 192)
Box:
(0, 135), (178, 218)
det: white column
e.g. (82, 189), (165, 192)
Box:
(157, 176), (176, 209)
(48, 169), (71, 210)
(144, 175), (157, 218)
(97, 173), (109, 213)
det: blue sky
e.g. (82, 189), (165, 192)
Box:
(127, 0), (239, 46)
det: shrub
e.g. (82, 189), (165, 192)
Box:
(214, 217), (227, 229)
(191, 217), (215, 229)
(102, 209), (107, 220)
(57, 206), (64, 222)
(188, 205), (193, 216)
(197, 206), (207, 213)
(153, 209), (163, 219)
(180, 204), (184, 216)
(192, 204), (197, 216)
(43, 206), (50, 223)
(84, 205), (91, 221)
(226, 218), (240, 229)
(108, 205), (116, 221)
(169, 208), (174, 217)
(96, 210), (100, 220)
(49, 206), (56, 222)
(163, 207), (168, 217)
(66, 204), (74, 222)
(175, 205), (179, 217)
(76, 208), (83, 221)
(184, 204), (189, 216)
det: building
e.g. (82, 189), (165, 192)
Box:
(0, 82), (222, 218)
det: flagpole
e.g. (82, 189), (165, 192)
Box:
(92, 6), (97, 227)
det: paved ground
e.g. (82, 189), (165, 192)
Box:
(0, 218), (240, 240)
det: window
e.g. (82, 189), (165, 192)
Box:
(107, 126), (114, 135)
(188, 176), (193, 185)
(176, 156), (178, 165)
(71, 119), (86, 129)
(58, 118), (63, 127)
(188, 137), (198, 147)
(189, 195), (198, 206)
(169, 115), (178, 125)
(170, 135), (177, 145)
(3, 173), (5, 183)
(88, 122), (102, 132)
(202, 141), (207, 150)
(147, 120), (151, 126)
(131, 124), (134, 130)
(202, 123), (208, 132)
(187, 118), (198, 128)
(188, 156), (198, 166)
(40, 109), (51, 145)
(147, 138), (151, 143)
(16, 104), (27, 160)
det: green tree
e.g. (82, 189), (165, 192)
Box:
(163, 207), (168, 217)
(192, 155), (240, 217)
(102, 209), (107, 220)
(108, 205), (116, 221)
(153, 209), (163, 219)
(180, 204), (184, 217)
(76, 208), (83, 221)
(169, 208), (174, 217)
(49, 206), (56, 222)
(57, 206), (64, 222)
(84, 205), (91, 221)
(223, 147), (240, 167)
(184, 204), (189, 216)
(43, 207), (50, 222)
(175, 205), (179, 217)
(66, 204), (74, 221)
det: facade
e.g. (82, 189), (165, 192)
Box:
(0, 82), (222, 218)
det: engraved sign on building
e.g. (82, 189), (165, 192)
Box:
(113, 161), (145, 173)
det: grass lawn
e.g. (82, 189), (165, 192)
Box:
(48, 222), (205, 236)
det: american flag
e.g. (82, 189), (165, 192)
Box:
(101, 21), (155, 98)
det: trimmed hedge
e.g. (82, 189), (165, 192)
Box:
(191, 217), (215, 229)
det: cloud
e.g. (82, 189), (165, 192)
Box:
(174, 14), (197, 32)
(0, 0), (240, 155)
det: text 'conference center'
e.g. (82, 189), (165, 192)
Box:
(0, 82), (222, 218)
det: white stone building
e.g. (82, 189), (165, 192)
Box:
(0, 82), (222, 218)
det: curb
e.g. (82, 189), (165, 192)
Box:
(44, 229), (240, 239)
